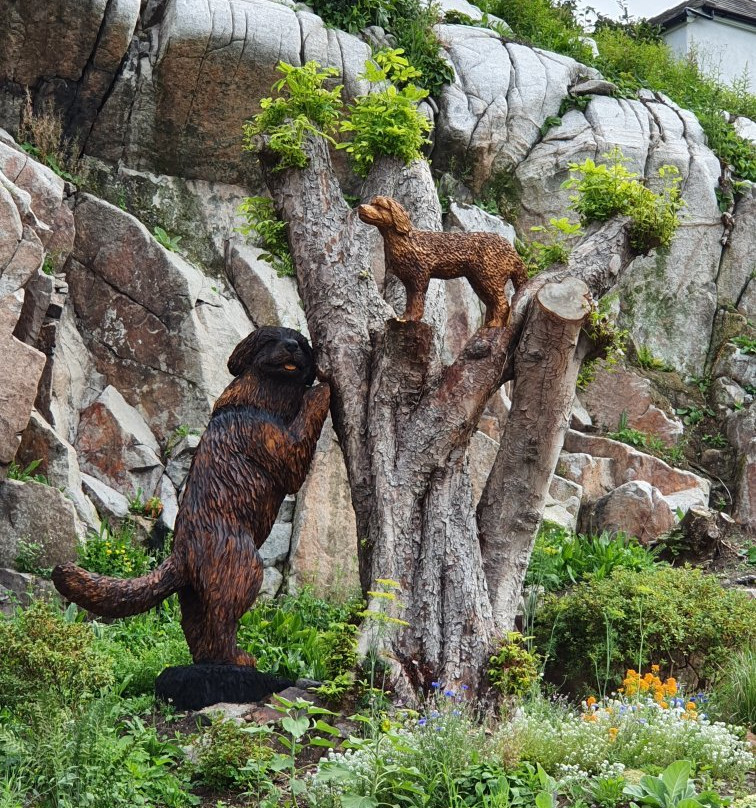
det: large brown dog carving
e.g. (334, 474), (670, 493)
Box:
(53, 327), (330, 666)
(357, 195), (528, 327)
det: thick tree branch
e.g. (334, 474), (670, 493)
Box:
(477, 277), (591, 628)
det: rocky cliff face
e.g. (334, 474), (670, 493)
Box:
(0, 0), (753, 600)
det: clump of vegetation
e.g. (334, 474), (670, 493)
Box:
(534, 566), (756, 693)
(708, 644), (756, 732)
(340, 49), (432, 176)
(14, 539), (53, 579)
(607, 411), (684, 466)
(517, 216), (582, 276)
(0, 601), (114, 710)
(526, 522), (660, 593)
(191, 717), (273, 790)
(77, 521), (155, 578)
(237, 196), (295, 277)
(152, 225), (182, 252)
(577, 294), (628, 390)
(634, 344), (673, 371)
(18, 89), (84, 183)
(730, 334), (756, 355)
(563, 148), (684, 254)
(488, 632), (542, 698)
(243, 60), (343, 171)
(7, 458), (48, 485)
(308, 0), (454, 95)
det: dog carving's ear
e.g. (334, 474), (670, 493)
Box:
(227, 330), (266, 376)
(386, 198), (412, 235)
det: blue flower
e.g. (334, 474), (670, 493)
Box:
(430, 710), (440, 719)
(445, 689), (455, 698)
(452, 709), (461, 717)
(431, 681), (441, 689)
(418, 718), (427, 726)
(461, 684), (469, 691)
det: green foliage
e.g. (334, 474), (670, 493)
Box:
(518, 217), (582, 276)
(608, 412), (683, 466)
(730, 334), (756, 355)
(78, 520), (155, 578)
(0, 601), (114, 710)
(563, 149), (684, 254)
(623, 759), (724, 808)
(236, 588), (361, 681)
(525, 522), (661, 593)
(477, 169), (521, 221)
(0, 698), (195, 807)
(243, 60), (343, 170)
(635, 345), (672, 371)
(7, 458), (48, 485)
(534, 566), (756, 692)
(488, 632), (542, 697)
(339, 49), (432, 177)
(308, 0), (454, 95)
(152, 225), (182, 252)
(94, 600), (192, 697)
(478, 0), (593, 63)
(14, 540), (52, 579)
(237, 196), (295, 277)
(577, 294), (629, 391)
(708, 644), (756, 732)
(192, 718), (273, 789)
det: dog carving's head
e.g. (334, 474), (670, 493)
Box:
(227, 326), (316, 386)
(357, 196), (413, 235)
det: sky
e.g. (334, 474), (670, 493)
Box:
(575, 0), (677, 23)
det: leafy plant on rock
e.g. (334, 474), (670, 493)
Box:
(237, 196), (295, 277)
(152, 225), (182, 252)
(78, 520), (155, 578)
(7, 459), (48, 485)
(339, 49), (433, 177)
(563, 148), (684, 254)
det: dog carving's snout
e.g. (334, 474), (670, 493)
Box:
(283, 338), (300, 354)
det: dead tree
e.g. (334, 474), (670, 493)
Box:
(260, 136), (635, 696)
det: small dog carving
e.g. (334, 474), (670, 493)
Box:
(358, 195), (528, 328)
(53, 327), (330, 666)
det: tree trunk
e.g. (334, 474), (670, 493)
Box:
(261, 136), (637, 696)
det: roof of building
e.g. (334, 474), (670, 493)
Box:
(649, 0), (756, 28)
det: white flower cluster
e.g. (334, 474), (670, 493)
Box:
(511, 696), (753, 782)
(554, 760), (626, 792)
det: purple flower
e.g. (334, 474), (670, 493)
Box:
(445, 689), (455, 698)
(418, 718), (427, 726)
(461, 684), (469, 691)
(431, 681), (441, 689)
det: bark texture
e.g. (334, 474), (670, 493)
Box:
(262, 136), (637, 695)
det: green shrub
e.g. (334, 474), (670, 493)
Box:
(563, 148), (684, 253)
(14, 539), (52, 578)
(7, 459), (48, 484)
(534, 566), (756, 693)
(517, 217), (582, 276)
(78, 520), (154, 578)
(709, 644), (756, 732)
(191, 718), (272, 789)
(0, 602), (114, 710)
(309, 0), (454, 96)
(478, 0), (593, 63)
(488, 632), (542, 697)
(525, 523), (660, 593)
(94, 600), (191, 697)
(242, 60), (343, 171)
(0, 698), (194, 808)
(339, 49), (432, 177)
(152, 226), (182, 252)
(236, 196), (294, 277)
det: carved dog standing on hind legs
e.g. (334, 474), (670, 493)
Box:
(53, 327), (331, 666)
(357, 195), (528, 327)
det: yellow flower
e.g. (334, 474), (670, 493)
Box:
(651, 664), (660, 673)
(586, 696), (597, 707)
(608, 727), (619, 741)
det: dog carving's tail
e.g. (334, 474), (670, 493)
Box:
(52, 556), (186, 618)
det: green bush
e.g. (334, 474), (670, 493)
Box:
(78, 520), (155, 578)
(191, 718), (272, 789)
(94, 600), (191, 697)
(0, 602), (113, 710)
(563, 148), (684, 253)
(0, 699), (194, 808)
(525, 523), (660, 592)
(709, 644), (756, 732)
(243, 60), (343, 171)
(340, 49), (433, 176)
(488, 632), (542, 697)
(534, 567), (756, 693)
(236, 196), (294, 277)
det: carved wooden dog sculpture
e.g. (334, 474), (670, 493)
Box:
(358, 195), (528, 327)
(53, 327), (330, 666)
